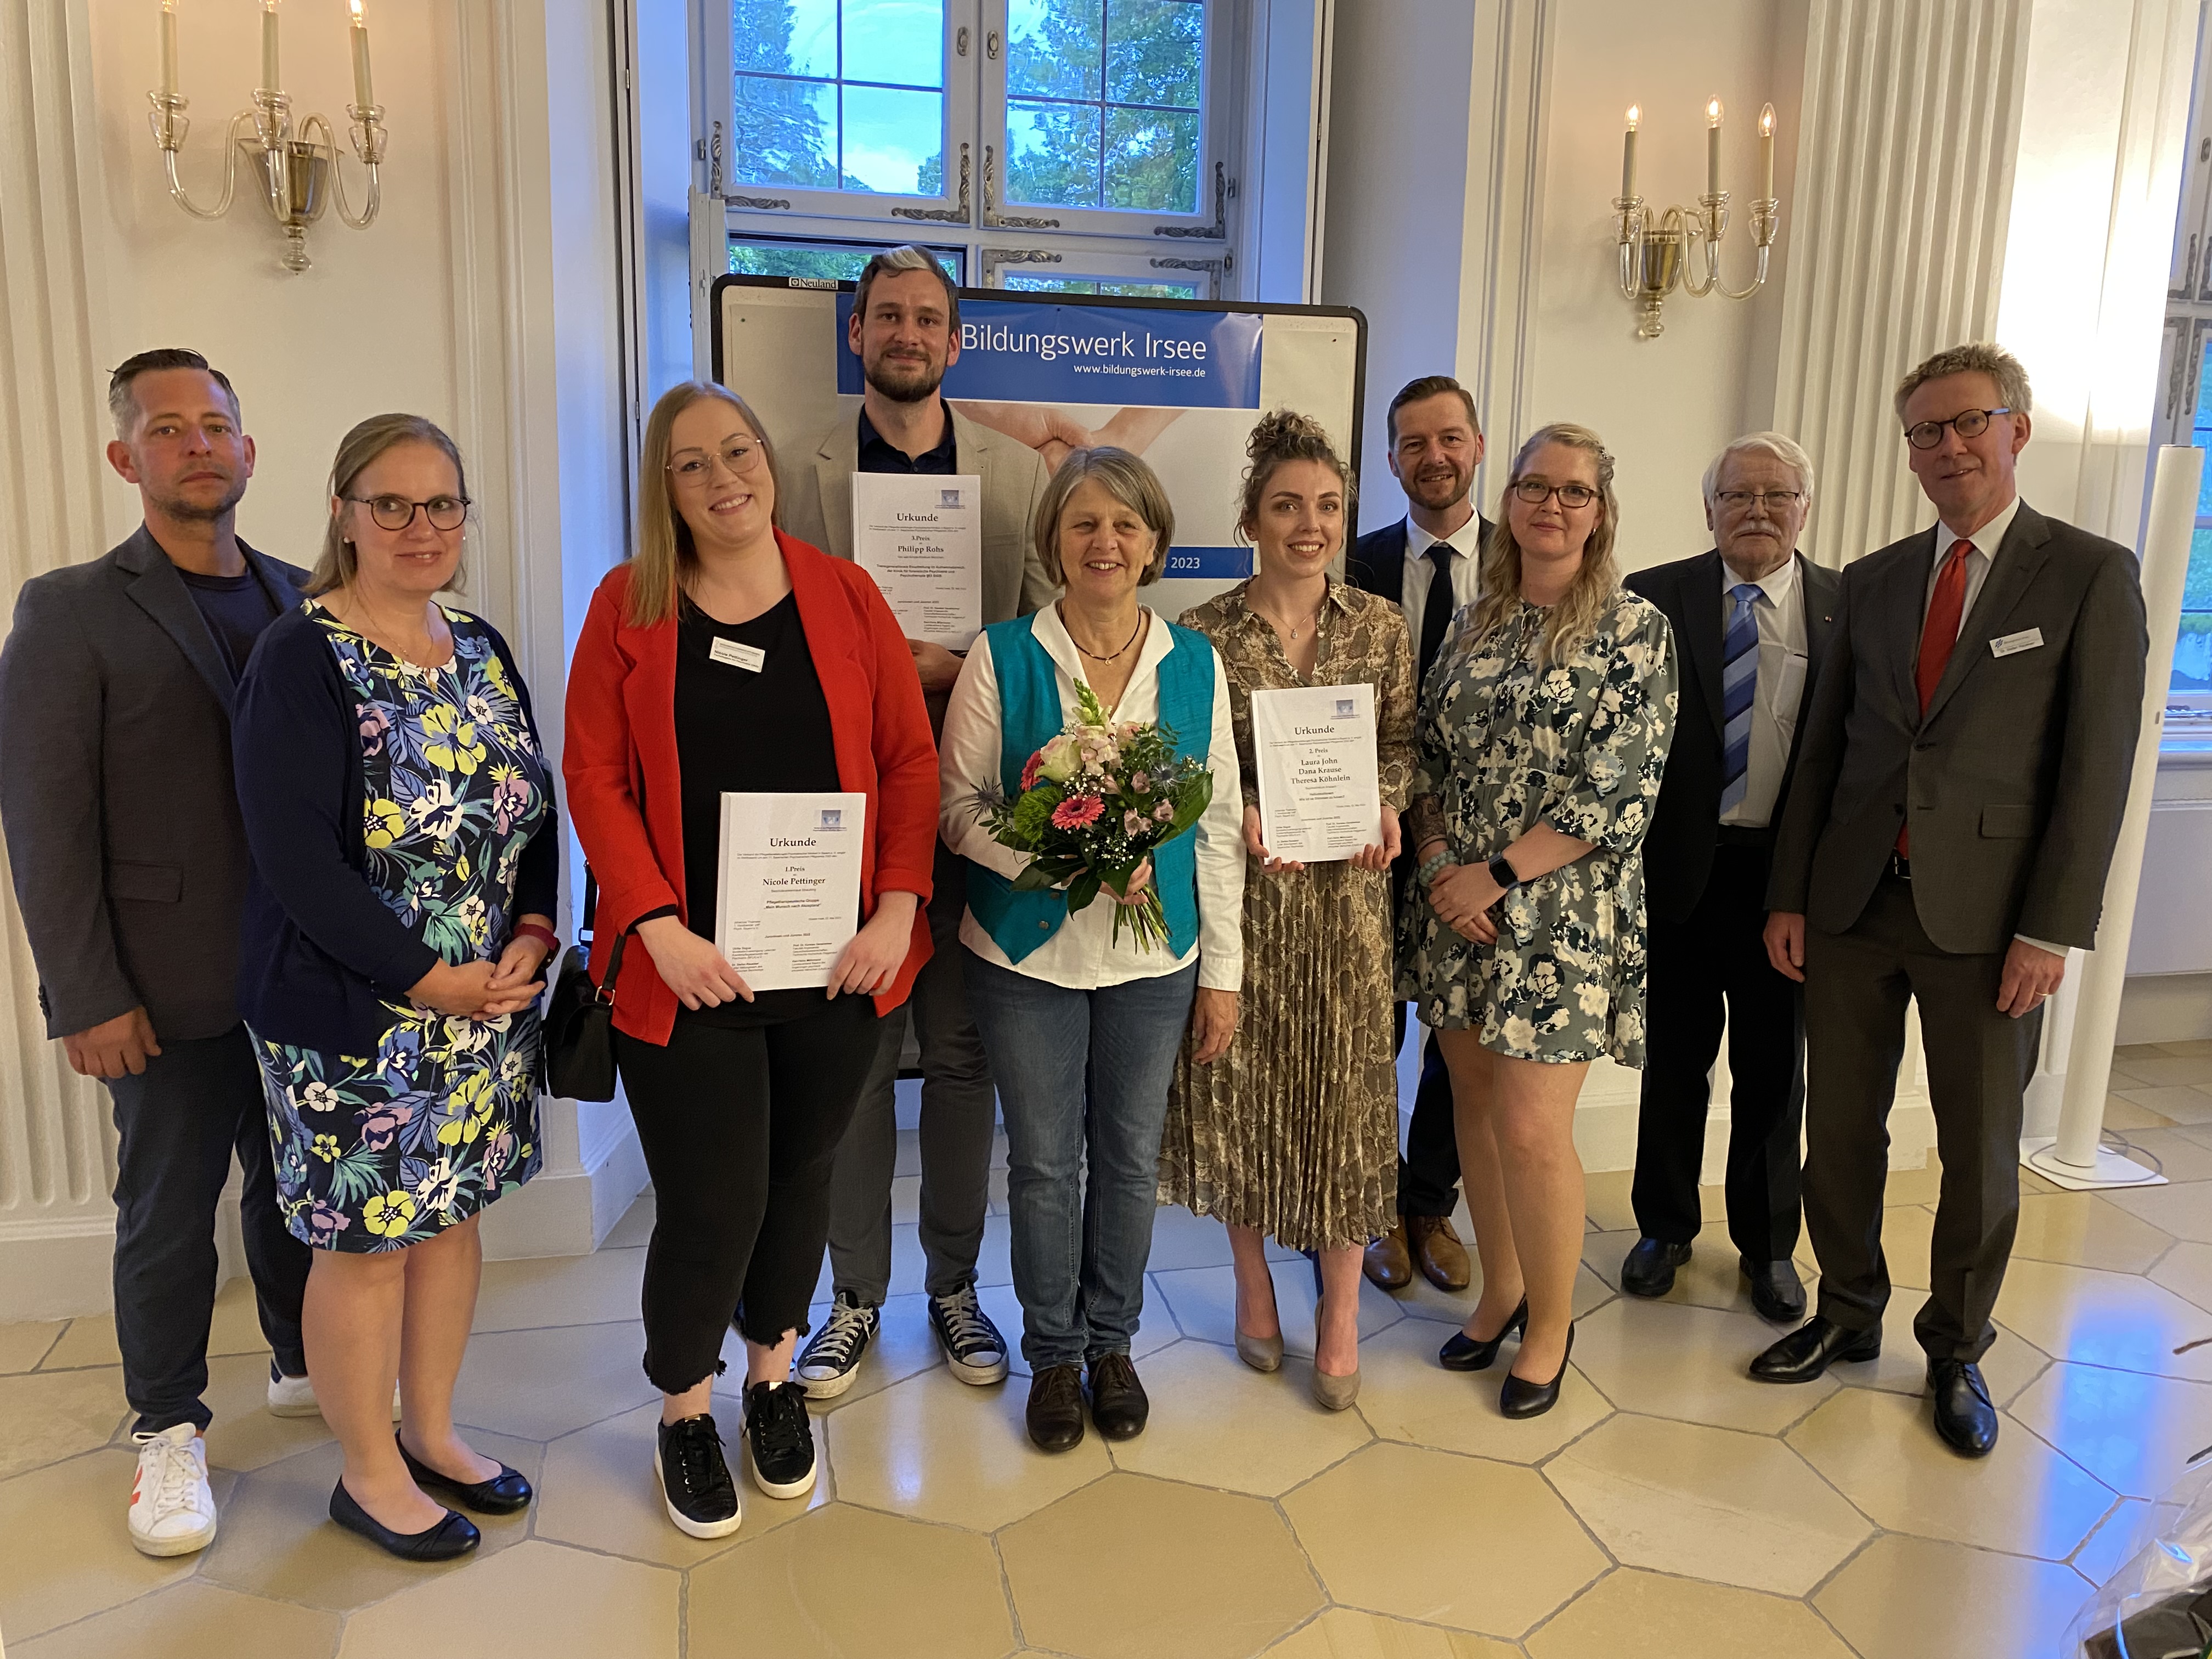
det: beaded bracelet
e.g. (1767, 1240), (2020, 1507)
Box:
(1416, 849), (1451, 889)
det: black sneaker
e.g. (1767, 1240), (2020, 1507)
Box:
(743, 1381), (817, 1499)
(793, 1291), (878, 1400)
(653, 1414), (741, 1539)
(928, 1283), (1011, 1385)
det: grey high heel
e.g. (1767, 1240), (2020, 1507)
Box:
(1310, 1295), (1360, 1409)
(1235, 1329), (1285, 1373)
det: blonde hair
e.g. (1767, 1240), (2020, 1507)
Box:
(1468, 422), (1620, 664)
(628, 381), (781, 629)
(1237, 408), (1355, 539)
(1032, 447), (1175, 587)
(311, 414), (469, 598)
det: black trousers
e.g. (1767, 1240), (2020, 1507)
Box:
(1802, 873), (2041, 1362)
(106, 1025), (311, 1435)
(1389, 1004), (1461, 1217)
(1631, 838), (1804, 1262)
(616, 994), (881, 1396)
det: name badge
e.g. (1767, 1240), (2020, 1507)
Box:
(1989, 627), (2043, 659)
(709, 637), (766, 673)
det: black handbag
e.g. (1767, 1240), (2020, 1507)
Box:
(543, 870), (630, 1103)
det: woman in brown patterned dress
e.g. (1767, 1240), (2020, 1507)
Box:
(1161, 411), (1416, 1409)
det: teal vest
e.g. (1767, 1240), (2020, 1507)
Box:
(967, 616), (1214, 966)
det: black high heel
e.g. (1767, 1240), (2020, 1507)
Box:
(1437, 1298), (1529, 1372)
(1500, 1323), (1575, 1419)
(329, 1478), (480, 1561)
(397, 1432), (533, 1515)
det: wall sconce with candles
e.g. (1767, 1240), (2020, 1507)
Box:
(1612, 98), (1781, 338)
(146, 0), (386, 275)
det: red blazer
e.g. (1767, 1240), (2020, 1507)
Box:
(562, 532), (938, 1045)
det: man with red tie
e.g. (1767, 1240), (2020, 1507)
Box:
(1751, 343), (2147, 1457)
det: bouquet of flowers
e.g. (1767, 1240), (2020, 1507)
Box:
(979, 682), (1214, 950)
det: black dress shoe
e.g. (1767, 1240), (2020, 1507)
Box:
(397, 1433), (532, 1515)
(1740, 1258), (1807, 1323)
(1438, 1299), (1529, 1372)
(1928, 1359), (2000, 1457)
(1026, 1363), (1085, 1453)
(1620, 1238), (1694, 1297)
(1748, 1316), (1881, 1383)
(1499, 1324), (1573, 1419)
(329, 1478), (480, 1561)
(1087, 1352), (1149, 1441)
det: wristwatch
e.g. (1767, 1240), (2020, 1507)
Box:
(1487, 854), (1521, 892)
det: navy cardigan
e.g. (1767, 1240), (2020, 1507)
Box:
(232, 603), (560, 1054)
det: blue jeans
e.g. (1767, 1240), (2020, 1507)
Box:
(961, 947), (1197, 1371)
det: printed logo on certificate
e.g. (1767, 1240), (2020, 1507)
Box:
(1250, 683), (1383, 864)
(851, 472), (984, 650)
(713, 792), (867, 990)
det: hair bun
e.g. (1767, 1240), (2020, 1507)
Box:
(1245, 408), (1330, 463)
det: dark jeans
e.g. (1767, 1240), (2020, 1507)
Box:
(106, 1025), (310, 1435)
(616, 995), (881, 1395)
(1389, 1005), (1461, 1217)
(961, 948), (1197, 1371)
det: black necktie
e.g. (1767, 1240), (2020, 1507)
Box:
(1419, 542), (1455, 680)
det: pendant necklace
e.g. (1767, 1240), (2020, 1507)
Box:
(1060, 602), (1145, 661)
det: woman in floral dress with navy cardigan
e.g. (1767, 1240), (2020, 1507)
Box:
(234, 415), (557, 1562)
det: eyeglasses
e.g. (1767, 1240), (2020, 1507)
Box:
(1510, 479), (1599, 509)
(1714, 489), (1805, 512)
(668, 440), (765, 485)
(347, 494), (470, 532)
(1904, 408), (2009, 450)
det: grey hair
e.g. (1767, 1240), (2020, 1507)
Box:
(1894, 342), (2032, 424)
(1701, 431), (1816, 509)
(1032, 447), (1176, 587)
(853, 243), (960, 332)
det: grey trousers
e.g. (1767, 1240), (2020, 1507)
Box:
(823, 847), (997, 1304)
(1802, 873), (2041, 1363)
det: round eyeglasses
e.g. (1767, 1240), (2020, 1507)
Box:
(668, 441), (766, 485)
(1510, 479), (1599, 509)
(1904, 408), (2009, 450)
(348, 494), (470, 532)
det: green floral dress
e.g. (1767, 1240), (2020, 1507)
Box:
(255, 606), (550, 1252)
(1398, 591), (1676, 1065)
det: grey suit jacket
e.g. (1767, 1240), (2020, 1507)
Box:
(777, 402), (1059, 623)
(0, 526), (309, 1040)
(1768, 502), (2147, 955)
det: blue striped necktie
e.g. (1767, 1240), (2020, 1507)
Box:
(1719, 583), (1761, 814)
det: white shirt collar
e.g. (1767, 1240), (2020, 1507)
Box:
(1406, 511), (1479, 562)
(1720, 550), (1798, 607)
(1030, 600), (1173, 698)
(1935, 494), (2023, 566)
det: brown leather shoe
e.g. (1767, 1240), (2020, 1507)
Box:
(1407, 1215), (1471, 1291)
(1363, 1220), (1413, 1290)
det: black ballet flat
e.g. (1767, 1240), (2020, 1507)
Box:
(329, 1477), (481, 1561)
(1438, 1299), (1529, 1372)
(397, 1433), (533, 1515)
(1499, 1323), (1574, 1419)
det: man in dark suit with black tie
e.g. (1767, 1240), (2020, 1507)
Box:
(1345, 375), (1492, 1293)
(1619, 433), (1838, 1322)
(1752, 343), (2148, 1457)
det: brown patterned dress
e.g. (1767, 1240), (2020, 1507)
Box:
(1158, 580), (1417, 1250)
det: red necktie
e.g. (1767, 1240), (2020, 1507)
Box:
(1898, 539), (1973, 856)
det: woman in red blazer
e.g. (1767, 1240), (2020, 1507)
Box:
(564, 380), (935, 1539)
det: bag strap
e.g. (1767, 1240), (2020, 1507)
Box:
(579, 865), (631, 1006)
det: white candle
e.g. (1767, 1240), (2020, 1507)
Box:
(259, 0), (279, 94)
(349, 0), (373, 108)
(1621, 105), (1639, 199)
(1706, 97), (1723, 196)
(159, 0), (177, 97)
(1759, 102), (1776, 200)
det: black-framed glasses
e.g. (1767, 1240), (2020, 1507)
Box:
(668, 440), (765, 484)
(348, 493), (470, 532)
(1714, 488), (1805, 512)
(1904, 408), (2009, 450)
(1510, 478), (1599, 509)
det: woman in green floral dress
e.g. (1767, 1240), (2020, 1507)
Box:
(1399, 422), (1675, 1419)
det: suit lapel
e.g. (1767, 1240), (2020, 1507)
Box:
(1922, 505), (2051, 727)
(116, 526), (237, 715)
(1798, 554), (1838, 715)
(1682, 551), (1726, 743)
(812, 421), (859, 561)
(1883, 528), (1939, 723)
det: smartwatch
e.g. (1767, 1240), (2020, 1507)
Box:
(1487, 853), (1521, 892)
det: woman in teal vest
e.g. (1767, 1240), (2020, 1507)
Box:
(939, 447), (1245, 1455)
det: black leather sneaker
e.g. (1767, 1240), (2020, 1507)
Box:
(653, 1414), (741, 1539)
(743, 1381), (817, 1499)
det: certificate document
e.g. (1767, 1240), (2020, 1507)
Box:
(714, 792), (867, 990)
(851, 472), (984, 649)
(1250, 684), (1382, 864)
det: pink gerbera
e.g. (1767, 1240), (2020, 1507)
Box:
(1020, 750), (1045, 790)
(1051, 794), (1104, 830)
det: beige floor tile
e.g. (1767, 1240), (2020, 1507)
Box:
(2072, 1496), (2153, 1588)
(1526, 1568), (1856, 1659)
(0, 1366), (129, 1480)
(1267, 1609), (1518, 1657)
(1878, 1162), (1947, 1206)
(1103, 1338), (1372, 1494)
(0, 1320), (64, 1374)
(1351, 1314), (1611, 1464)
(40, 1277), (276, 1374)
(1588, 1223), (1778, 1313)
(2100, 1093), (2177, 1130)
(2149, 1239), (2212, 1314)
(0, 1447), (228, 1641)
(335, 1538), (677, 1657)
(975, 1275), (1179, 1378)
(2117, 1085), (2212, 1126)
(1785, 1387), (2111, 1559)
(1281, 1441), (1607, 1640)
(450, 1318), (658, 1440)
(1571, 1297), (1838, 1434)
(2112, 1055), (2212, 1088)
(1582, 1169), (1638, 1232)
(2111, 1126), (2212, 1183)
(2009, 1190), (2177, 1272)
(200, 1350), (336, 1474)
(470, 1243), (643, 1331)
(1813, 1532), (2091, 1659)
(2008, 1361), (2212, 1499)
(1150, 1260), (1404, 1357)
(822, 1362), (1109, 1529)
(603, 1189), (656, 1247)
(2102, 1178), (2212, 1243)
(777, 1291), (956, 1410)
(1833, 1300), (2051, 1407)
(1544, 1414), (1870, 1594)
(2183, 1122), (2212, 1153)
(1147, 1203), (1286, 1271)
(1002, 1472), (1323, 1659)
(14, 1577), (339, 1659)
(1995, 1258), (2212, 1383)
(199, 1432), (538, 1610)
(2115, 1042), (2171, 1062)
(687, 1503), (1014, 1659)
(2159, 1039), (2212, 1057)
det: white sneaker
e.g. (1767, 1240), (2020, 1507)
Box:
(128, 1424), (217, 1557)
(266, 1363), (403, 1420)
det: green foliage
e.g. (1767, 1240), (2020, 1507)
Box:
(730, 241), (874, 280)
(916, 148), (944, 194)
(733, 71), (837, 188)
(1004, 0), (1201, 212)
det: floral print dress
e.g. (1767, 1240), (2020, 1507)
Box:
(256, 606), (550, 1251)
(1398, 591), (1676, 1066)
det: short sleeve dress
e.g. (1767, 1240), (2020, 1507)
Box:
(254, 606), (553, 1251)
(1398, 590), (1676, 1066)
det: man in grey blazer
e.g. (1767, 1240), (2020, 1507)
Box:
(0, 349), (313, 1555)
(779, 246), (1054, 1400)
(1751, 343), (2148, 1458)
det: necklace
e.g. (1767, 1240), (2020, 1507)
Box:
(1251, 585), (1327, 644)
(1059, 602), (1146, 661)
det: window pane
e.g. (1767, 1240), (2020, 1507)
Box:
(842, 86), (944, 195)
(1008, 0), (1102, 100)
(734, 0), (837, 78)
(729, 238), (965, 282)
(1106, 0), (1202, 109)
(1003, 275), (1200, 298)
(734, 75), (838, 188)
(843, 0), (944, 88)
(1103, 106), (1198, 212)
(1007, 100), (1102, 206)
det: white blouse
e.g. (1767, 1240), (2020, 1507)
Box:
(938, 604), (1245, 992)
